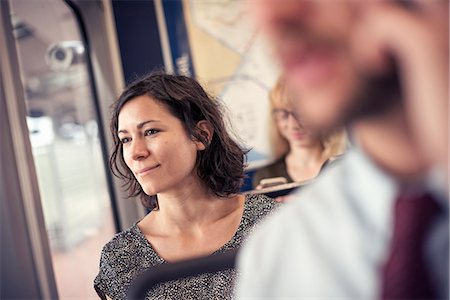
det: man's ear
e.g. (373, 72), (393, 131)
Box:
(194, 120), (214, 151)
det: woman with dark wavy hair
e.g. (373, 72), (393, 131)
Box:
(94, 72), (279, 300)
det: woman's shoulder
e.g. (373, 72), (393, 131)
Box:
(320, 154), (345, 172)
(243, 194), (281, 220)
(230, 194), (281, 244)
(94, 224), (159, 299)
(100, 224), (141, 255)
(97, 223), (161, 269)
(94, 225), (140, 299)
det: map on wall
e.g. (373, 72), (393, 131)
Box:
(182, 0), (280, 169)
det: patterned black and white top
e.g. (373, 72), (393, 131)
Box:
(94, 194), (279, 300)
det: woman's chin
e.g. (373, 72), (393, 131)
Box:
(142, 187), (158, 196)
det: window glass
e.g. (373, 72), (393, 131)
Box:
(9, 1), (115, 298)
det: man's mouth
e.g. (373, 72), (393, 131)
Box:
(280, 45), (338, 88)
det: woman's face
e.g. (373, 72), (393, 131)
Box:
(117, 95), (205, 196)
(272, 105), (321, 147)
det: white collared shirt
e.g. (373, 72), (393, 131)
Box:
(235, 146), (448, 299)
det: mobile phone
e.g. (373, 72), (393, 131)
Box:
(259, 177), (288, 188)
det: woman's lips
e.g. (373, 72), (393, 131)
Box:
(135, 164), (160, 176)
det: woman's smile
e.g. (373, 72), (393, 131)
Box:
(135, 164), (161, 177)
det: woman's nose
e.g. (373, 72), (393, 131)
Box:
(129, 138), (149, 161)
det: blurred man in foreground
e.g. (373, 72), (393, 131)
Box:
(236, 0), (448, 298)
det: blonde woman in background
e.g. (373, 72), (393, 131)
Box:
(253, 76), (347, 191)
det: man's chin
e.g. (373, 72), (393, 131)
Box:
(288, 62), (402, 130)
(303, 66), (402, 128)
(343, 56), (403, 123)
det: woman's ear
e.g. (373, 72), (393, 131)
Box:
(194, 120), (214, 150)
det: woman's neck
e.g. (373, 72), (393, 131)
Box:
(285, 142), (327, 182)
(138, 179), (245, 262)
(150, 179), (243, 234)
(287, 142), (325, 168)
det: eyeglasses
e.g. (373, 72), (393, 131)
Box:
(272, 109), (300, 122)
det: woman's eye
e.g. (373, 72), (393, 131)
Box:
(119, 137), (130, 144)
(144, 129), (160, 136)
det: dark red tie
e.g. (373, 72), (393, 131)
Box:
(380, 192), (440, 299)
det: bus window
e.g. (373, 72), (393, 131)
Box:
(9, 1), (115, 298)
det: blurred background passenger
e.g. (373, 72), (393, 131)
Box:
(253, 76), (346, 189)
(94, 73), (279, 300)
(236, 0), (448, 299)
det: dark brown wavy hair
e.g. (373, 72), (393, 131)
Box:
(110, 72), (247, 209)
